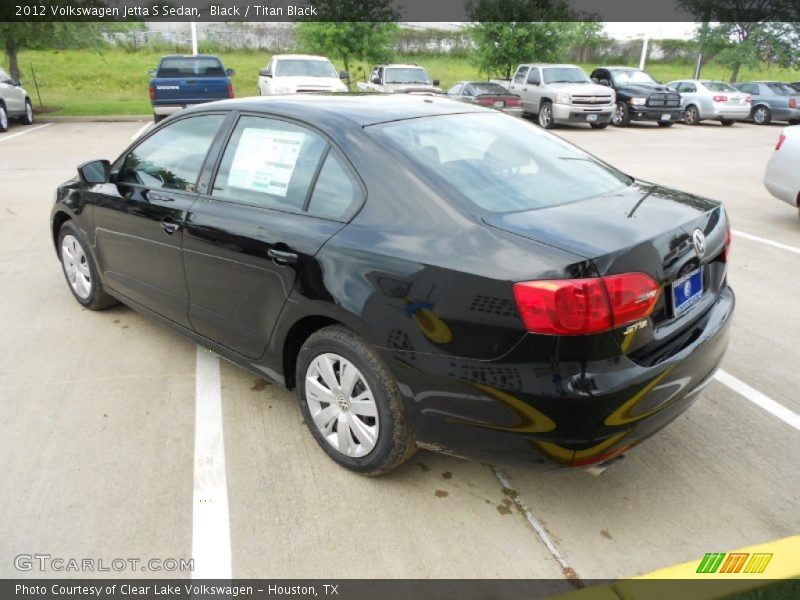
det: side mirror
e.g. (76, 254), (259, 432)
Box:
(432, 79), (440, 86)
(12, 79), (21, 87)
(339, 70), (349, 80)
(259, 69), (271, 77)
(149, 69), (157, 77)
(78, 159), (111, 184)
(226, 68), (235, 76)
(600, 79), (610, 87)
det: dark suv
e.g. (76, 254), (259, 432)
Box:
(590, 66), (682, 127)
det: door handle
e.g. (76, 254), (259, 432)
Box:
(160, 217), (181, 235)
(268, 248), (298, 265)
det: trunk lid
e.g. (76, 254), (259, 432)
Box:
(152, 76), (231, 105)
(484, 181), (730, 362)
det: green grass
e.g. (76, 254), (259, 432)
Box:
(15, 48), (800, 116)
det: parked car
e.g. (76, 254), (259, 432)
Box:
(590, 66), (683, 127)
(148, 54), (235, 123)
(50, 95), (733, 475)
(258, 54), (348, 95)
(666, 79), (751, 126)
(788, 82), (800, 93)
(446, 81), (523, 116)
(0, 66), (34, 132)
(493, 64), (614, 129)
(764, 126), (800, 218)
(356, 64), (441, 94)
(731, 81), (800, 125)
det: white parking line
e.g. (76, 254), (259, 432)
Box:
(0, 122), (53, 143)
(130, 123), (150, 140)
(191, 346), (232, 579)
(732, 230), (800, 256)
(714, 369), (800, 432)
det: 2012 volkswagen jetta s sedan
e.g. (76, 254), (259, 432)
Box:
(50, 95), (734, 475)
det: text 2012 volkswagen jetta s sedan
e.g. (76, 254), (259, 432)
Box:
(51, 95), (734, 475)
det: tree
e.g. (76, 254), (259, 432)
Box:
(294, 0), (400, 76)
(464, 0), (577, 79)
(679, 0), (800, 82)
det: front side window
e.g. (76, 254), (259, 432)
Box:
(118, 115), (225, 192)
(212, 116), (327, 211)
(367, 112), (632, 214)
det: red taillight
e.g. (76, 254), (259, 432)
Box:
(712, 95), (728, 103)
(722, 227), (732, 262)
(512, 273), (660, 336)
(506, 97), (522, 107)
(149, 85), (156, 102)
(776, 134), (786, 151)
(227, 83), (235, 98)
(475, 97), (495, 106)
(789, 98), (797, 109)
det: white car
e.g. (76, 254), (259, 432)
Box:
(764, 126), (800, 218)
(0, 66), (34, 132)
(257, 54), (348, 95)
(667, 79), (751, 126)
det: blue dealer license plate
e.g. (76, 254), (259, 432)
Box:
(672, 268), (703, 316)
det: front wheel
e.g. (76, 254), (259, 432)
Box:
(296, 326), (416, 475)
(21, 99), (34, 125)
(590, 121), (609, 129)
(153, 113), (166, 124)
(612, 101), (630, 127)
(58, 221), (118, 310)
(0, 104), (8, 132)
(788, 119), (800, 125)
(720, 118), (735, 126)
(684, 105), (700, 125)
(658, 121), (674, 127)
(537, 101), (555, 129)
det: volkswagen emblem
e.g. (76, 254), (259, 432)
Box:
(692, 229), (706, 257)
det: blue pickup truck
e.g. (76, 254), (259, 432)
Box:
(149, 54), (235, 122)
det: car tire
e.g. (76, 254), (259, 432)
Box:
(720, 118), (735, 126)
(537, 101), (555, 129)
(153, 113), (166, 124)
(590, 121), (609, 129)
(684, 105), (700, 125)
(0, 104), (8, 133)
(612, 101), (630, 127)
(658, 121), (674, 127)
(57, 221), (118, 311)
(789, 119), (800, 125)
(752, 105), (771, 125)
(296, 325), (416, 476)
(21, 99), (34, 125)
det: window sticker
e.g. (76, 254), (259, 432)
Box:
(227, 128), (306, 197)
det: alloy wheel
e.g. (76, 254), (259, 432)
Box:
(754, 108), (768, 124)
(0, 107), (7, 131)
(305, 353), (379, 458)
(612, 102), (624, 126)
(25, 102), (33, 123)
(61, 234), (92, 299)
(538, 106), (552, 128)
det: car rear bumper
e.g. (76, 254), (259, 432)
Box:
(707, 105), (751, 120)
(379, 285), (734, 470)
(553, 103), (613, 124)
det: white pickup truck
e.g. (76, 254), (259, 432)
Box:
(258, 54), (349, 95)
(492, 64), (615, 129)
(357, 64), (441, 95)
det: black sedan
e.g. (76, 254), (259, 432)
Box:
(51, 95), (733, 475)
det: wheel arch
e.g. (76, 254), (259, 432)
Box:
(280, 314), (347, 390)
(51, 210), (73, 254)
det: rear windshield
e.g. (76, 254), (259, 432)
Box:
(274, 59), (337, 78)
(704, 81), (737, 92)
(158, 57), (225, 77)
(367, 112), (632, 213)
(385, 68), (431, 84)
(542, 67), (590, 84)
(765, 82), (797, 95)
(469, 83), (508, 95)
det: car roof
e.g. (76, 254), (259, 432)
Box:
(523, 63), (580, 68)
(604, 66), (644, 71)
(272, 54), (331, 61)
(187, 94), (484, 127)
(160, 54), (220, 59)
(382, 64), (426, 69)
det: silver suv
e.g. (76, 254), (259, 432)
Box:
(506, 64), (615, 129)
(0, 67), (34, 133)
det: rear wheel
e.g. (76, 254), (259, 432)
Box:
(537, 101), (555, 129)
(21, 99), (34, 125)
(153, 113), (166, 124)
(590, 121), (609, 129)
(658, 121), (674, 127)
(684, 105), (700, 125)
(720, 118), (735, 126)
(57, 221), (118, 310)
(789, 119), (800, 125)
(296, 326), (416, 475)
(0, 104), (8, 132)
(612, 101), (630, 127)
(752, 105), (771, 125)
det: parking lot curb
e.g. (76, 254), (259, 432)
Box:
(37, 115), (150, 123)
(548, 535), (800, 600)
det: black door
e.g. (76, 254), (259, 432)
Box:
(184, 114), (363, 359)
(94, 114), (226, 326)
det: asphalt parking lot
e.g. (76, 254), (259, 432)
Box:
(1, 116), (798, 583)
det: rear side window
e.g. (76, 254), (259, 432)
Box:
(212, 116), (326, 211)
(307, 153), (360, 219)
(158, 57), (225, 77)
(118, 114), (225, 192)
